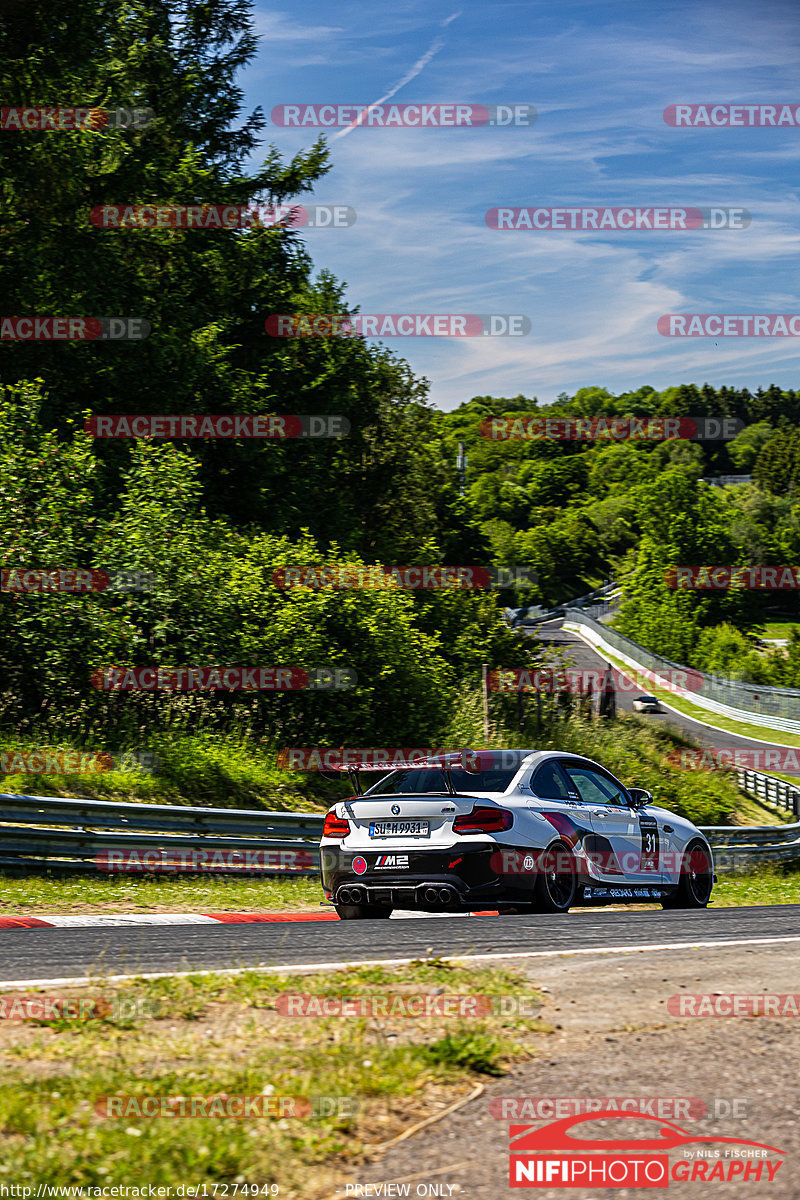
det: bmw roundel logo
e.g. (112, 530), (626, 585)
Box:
(352, 856), (368, 875)
(391, 804), (401, 815)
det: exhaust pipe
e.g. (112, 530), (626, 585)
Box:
(338, 888), (352, 904)
(438, 887), (455, 905)
(423, 886), (440, 905)
(348, 886), (365, 905)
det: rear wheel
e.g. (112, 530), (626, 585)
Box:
(531, 841), (577, 913)
(662, 840), (713, 909)
(334, 903), (393, 920)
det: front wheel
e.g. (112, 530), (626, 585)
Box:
(531, 841), (577, 913)
(662, 840), (713, 909)
(334, 903), (393, 920)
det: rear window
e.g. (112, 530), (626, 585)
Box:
(366, 766), (520, 795)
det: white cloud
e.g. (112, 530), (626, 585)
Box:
(251, 11), (344, 41)
(244, 1), (800, 407)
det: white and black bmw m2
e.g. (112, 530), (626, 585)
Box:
(319, 750), (715, 919)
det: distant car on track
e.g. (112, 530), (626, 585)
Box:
(319, 749), (715, 919)
(632, 695), (661, 713)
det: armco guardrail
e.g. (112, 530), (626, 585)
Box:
(701, 822), (800, 872)
(0, 793), (324, 874)
(697, 769), (800, 873)
(565, 609), (800, 733)
(736, 768), (800, 817)
(563, 581), (618, 610)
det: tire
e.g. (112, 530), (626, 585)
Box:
(531, 841), (577, 913)
(662, 840), (713, 909)
(334, 903), (393, 920)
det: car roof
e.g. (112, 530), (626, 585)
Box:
(473, 749), (614, 781)
(359, 750), (620, 797)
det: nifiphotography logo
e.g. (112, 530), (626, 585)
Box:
(508, 1110), (785, 1187)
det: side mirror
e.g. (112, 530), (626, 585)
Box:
(628, 788), (653, 808)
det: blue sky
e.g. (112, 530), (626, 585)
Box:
(241, 0), (800, 410)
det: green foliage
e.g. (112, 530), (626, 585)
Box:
(3, 0), (800, 755)
(729, 421), (774, 471)
(753, 428), (800, 495)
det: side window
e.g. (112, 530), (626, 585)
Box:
(563, 765), (628, 806)
(531, 760), (573, 800)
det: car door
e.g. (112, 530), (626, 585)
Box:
(561, 762), (665, 883)
(527, 759), (594, 850)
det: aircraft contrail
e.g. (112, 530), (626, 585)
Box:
(332, 12), (462, 140)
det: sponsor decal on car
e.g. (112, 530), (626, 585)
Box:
(582, 886), (666, 900)
(639, 813), (660, 873)
(351, 856), (368, 876)
(373, 854), (410, 870)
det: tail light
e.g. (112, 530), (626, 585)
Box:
(453, 806), (513, 834)
(322, 810), (350, 839)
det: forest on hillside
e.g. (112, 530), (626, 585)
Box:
(2, 0), (798, 771)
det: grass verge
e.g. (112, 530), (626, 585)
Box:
(0, 962), (545, 1197)
(712, 864), (800, 908)
(0, 872), (324, 915)
(0, 730), (341, 811)
(5, 857), (800, 917)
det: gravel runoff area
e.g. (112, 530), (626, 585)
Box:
(329, 942), (800, 1200)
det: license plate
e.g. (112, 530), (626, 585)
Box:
(369, 820), (429, 837)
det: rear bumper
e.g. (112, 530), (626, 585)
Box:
(320, 841), (539, 909)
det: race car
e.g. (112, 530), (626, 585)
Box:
(319, 749), (715, 918)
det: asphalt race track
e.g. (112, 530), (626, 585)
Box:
(534, 618), (785, 753)
(2, 904), (800, 985)
(2, 619), (795, 988)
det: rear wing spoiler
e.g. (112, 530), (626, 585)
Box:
(276, 748), (503, 796)
(333, 750), (479, 797)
